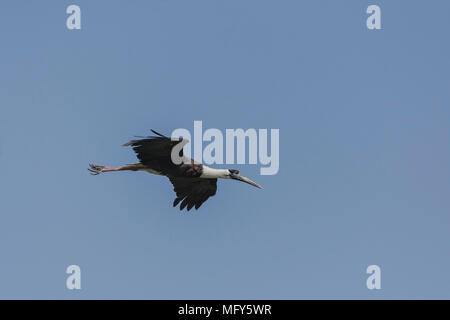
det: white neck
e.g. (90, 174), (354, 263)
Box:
(200, 166), (230, 179)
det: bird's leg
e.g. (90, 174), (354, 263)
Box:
(88, 164), (119, 175)
(88, 163), (143, 175)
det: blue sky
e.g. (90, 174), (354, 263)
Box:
(0, 0), (449, 299)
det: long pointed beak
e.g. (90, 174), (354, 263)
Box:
(231, 173), (263, 189)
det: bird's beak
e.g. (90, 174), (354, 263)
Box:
(230, 173), (263, 189)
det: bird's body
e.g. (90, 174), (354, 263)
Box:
(89, 130), (262, 211)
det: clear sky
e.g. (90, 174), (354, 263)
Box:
(0, 0), (449, 299)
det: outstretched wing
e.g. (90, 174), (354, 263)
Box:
(168, 177), (217, 211)
(124, 130), (189, 174)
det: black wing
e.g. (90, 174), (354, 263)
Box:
(169, 177), (217, 211)
(123, 130), (187, 174)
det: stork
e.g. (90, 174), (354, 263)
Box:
(88, 130), (262, 211)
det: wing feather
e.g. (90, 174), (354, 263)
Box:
(169, 177), (217, 211)
(123, 131), (188, 174)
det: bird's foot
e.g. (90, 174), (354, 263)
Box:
(88, 164), (105, 175)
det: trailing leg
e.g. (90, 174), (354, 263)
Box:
(88, 163), (145, 175)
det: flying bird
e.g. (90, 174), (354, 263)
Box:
(88, 130), (262, 211)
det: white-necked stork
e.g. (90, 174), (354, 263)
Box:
(88, 130), (262, 211)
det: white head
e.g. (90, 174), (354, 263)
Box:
(201, 166), (262, 189)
